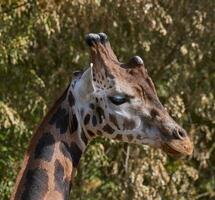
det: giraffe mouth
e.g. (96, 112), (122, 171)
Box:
(161, 140), (193, 157)
(161, 144), (185, 157)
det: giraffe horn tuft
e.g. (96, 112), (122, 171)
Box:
(122, 56), (144, 69)
(98, 32), (108, 44)
(85, 33), (101, 47)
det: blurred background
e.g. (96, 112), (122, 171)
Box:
(0, 0), (214, 199)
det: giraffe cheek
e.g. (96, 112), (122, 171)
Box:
(122, 118), (136, 130)
(109, 113), (120, 130)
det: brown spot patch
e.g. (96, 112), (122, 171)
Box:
(136, 134), (142, 140)
(123, 118), (136, 130)
(84, 114), (90, 125)
(54, 160), (71, 199)
(59, 142), (82, 168)
(70, 114), (78, 133)
(127, 134), (134, 141)
(97, 130), (102, 136)
(89, 103), (95, 109)
(103, 124), (115, 134)
(92, 115), (97, 126)
(81, 130), (88, 145)
(21, 168), (48, 200)
(96, 106), (105, 123)
(88, 130), (95, 137)
(115, 134), (123, 141)
(68, 91), (75, 106)
(109, 113), (120, 129)
(34, 132), (55, 162)
(49, 107), (69, 134)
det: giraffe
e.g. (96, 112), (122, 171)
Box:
(11, 33), (193, 200)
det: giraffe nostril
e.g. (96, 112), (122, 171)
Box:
(178, 130), (186, 138)
(173, 129), (187, 140)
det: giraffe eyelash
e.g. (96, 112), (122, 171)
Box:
(108, 95), (130, 105)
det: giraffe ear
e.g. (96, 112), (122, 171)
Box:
(76, 67), (94, 96)
(79, 63), (101, 94)
(90, 63), (97, 91)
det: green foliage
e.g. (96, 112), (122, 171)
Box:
(0, 0), (214, 199)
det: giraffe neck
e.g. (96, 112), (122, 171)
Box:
(11, 75), (91, 200)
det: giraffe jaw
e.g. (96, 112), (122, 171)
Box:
(137, 128), (193, 156)
(161, 138), (193, 156)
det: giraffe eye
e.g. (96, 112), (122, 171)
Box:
(109, 95), (128, 105)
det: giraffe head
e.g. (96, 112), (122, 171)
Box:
(73, 33), (193, 157)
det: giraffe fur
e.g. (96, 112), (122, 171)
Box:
(11, 33), (193, 200)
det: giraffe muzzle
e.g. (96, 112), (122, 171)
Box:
(161, 127), (193, 156)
